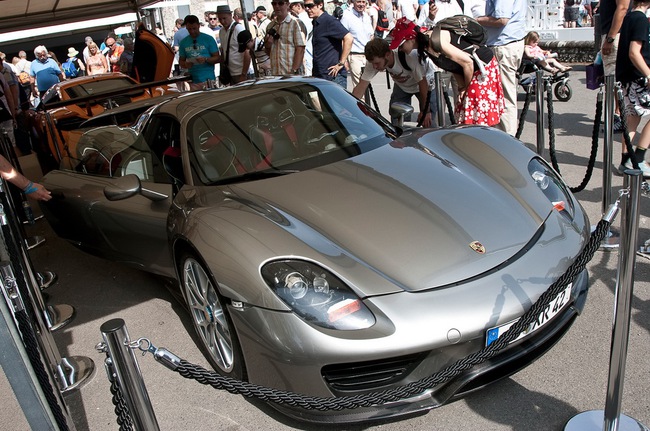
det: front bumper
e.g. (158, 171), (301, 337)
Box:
(230, 269), (589, 424)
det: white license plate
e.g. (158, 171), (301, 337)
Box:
(485, 284), (573, 347)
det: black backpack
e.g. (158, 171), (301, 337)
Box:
(429, 15), (486, 53)
(375, 6), (389, 33)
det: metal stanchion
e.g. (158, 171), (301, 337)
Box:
(535, 69), (545, 156)
(435, 71), (445, 127)
(565, 170), (649, 431)
(0, 179), (95, 393)
(0, 279), (61, 430)
(99, 318), (160, 431)
(596, 74), (620, 249)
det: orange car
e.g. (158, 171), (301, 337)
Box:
(35, 25), (186, 171)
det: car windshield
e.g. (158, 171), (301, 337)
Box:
(187, 82), (396, 184)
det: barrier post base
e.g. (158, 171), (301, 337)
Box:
(57, 355), (95, 393)
(565, 409), (649, 431)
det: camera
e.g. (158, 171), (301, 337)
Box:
(267, 27), (280, 40)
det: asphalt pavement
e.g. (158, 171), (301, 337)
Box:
(2, 64), (650, 431)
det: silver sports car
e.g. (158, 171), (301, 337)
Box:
(40, 77), (590, 423)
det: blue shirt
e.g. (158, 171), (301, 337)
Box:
(483, 0), (527, 46)
(30, 58), (61, 93)
(179, 32), (219, 83)
(312, 12), (350, 79)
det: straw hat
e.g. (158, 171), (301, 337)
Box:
(67, 47), (79, 58)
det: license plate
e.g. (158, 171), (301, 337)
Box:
(485, 284), (573, 347)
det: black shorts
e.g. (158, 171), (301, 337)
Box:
(564, 7), (579, 22)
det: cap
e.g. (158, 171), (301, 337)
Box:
(389, 18), (418, 49)
(254, 5), (267, 12)
(67, 47), (79, 58)
(289, 0), (303, 3)
(237, 30), (252, 53)
(216, 5), (232, 14)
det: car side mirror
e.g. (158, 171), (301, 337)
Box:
(104, 174), (168, 202)
(389, 102), (414, 128)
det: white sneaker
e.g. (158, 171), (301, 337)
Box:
(622, 159), (650, 178)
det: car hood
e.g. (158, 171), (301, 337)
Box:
(223, 128), (556, 293)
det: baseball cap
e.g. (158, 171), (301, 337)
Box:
(237, 30), (252, 53)
(254, 5), (267, 12)
(388, 18), (418, 49)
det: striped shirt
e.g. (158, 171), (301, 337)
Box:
(270, 14), (306, 75)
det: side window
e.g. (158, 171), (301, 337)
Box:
(141, 115), (181, 185)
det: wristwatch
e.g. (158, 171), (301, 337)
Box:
(292, 69), (300, 74)
(337, 62), (345, 67)
(605, 36), (615, 44)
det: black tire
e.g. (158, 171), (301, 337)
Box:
(554, 82), (572, 102)
(179, 252), (247, 380)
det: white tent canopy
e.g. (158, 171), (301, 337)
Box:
(0, 0), (162, 33)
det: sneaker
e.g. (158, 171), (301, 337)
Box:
(613, 115), (624, 133)
(618, 160), (650, 178)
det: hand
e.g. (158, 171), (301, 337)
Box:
(418, 111), (432, 128)
(328, 63), (345, 77)
(429, 3), (438, 18)
(26, 182), (52, 201)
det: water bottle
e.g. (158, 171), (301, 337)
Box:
(22, 201), (35, 225)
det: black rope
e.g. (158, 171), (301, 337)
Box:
(367, 83), (380, 114)
(14, 308), (70, 431)
(416, 91), (431, 127)
(515, 85), (534, 140)
(170, 219), (611, 411)
(109, 376), (134, 431)
(545, 83), (601, 193)
(442, 89), (456, 124)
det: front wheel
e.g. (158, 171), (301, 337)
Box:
(554, 82), (572, 102)
(179, 252), (246, 380)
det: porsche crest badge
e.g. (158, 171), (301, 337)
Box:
(469, 241), (486, 254)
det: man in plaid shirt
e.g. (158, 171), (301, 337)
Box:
(265, 0), (306, 75)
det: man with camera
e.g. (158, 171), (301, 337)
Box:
(264, 0), (306, 75)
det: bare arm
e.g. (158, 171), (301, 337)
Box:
(629, 40), (650, 81)
(0, 155), (51, 201)
(439, 30), (474, 89)
(476, 15), (509, 28)
(602, 0), (631, 55)
(352, 79), (370, 99)
(292, 46), (306, 72)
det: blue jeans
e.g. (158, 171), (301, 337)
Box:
(320, 72), (348, 89)
(389, 84), (437, 126)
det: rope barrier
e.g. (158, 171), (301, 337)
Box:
(516, 85), (534, 140)
(129, 218), (612, 412)
(547, 83), (602, 193)
(367, 83), (380, 114)
(442, 89), (456, 125)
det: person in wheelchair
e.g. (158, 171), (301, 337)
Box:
(523, 31), (572, 75)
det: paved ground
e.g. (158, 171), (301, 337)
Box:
(3, 65), (650, 431)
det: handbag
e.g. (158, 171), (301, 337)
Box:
(219, 26), (236, 86)
(585, 62), (604, 90)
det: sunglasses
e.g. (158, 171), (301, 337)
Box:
(107, 43), (115, 48)
(304, 2), (316, 7)
(209, 17), (218, 20)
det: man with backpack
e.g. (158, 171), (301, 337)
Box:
(62, 47), (86, 79)
(351, 36), (434, 127)
(370, 0), (390, 38)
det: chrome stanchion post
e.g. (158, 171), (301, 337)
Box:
(595, 74), (620, 249)
(435, 71), (445, 127)
(565, 170), (649, 431)
(100, 318), (160, 431)
(535, 69), (545, 156)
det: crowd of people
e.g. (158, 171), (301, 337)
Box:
(7, 0), (650, 179)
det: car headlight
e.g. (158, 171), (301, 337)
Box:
(261, 260), (376, 330)
(528, 158), (575, 220)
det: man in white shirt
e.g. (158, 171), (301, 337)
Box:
(217, 5), (248, 84)
(398, 0), (418, 20)
(289, 0), (314, 75)
(340, 0), (375, 86)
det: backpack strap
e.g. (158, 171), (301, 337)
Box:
(430, 26), (442, 53)
(397, 50), (411, 72)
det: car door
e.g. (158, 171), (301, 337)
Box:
(41, 116), (180, 278)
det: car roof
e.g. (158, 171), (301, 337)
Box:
(153, 77), (334, 119)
